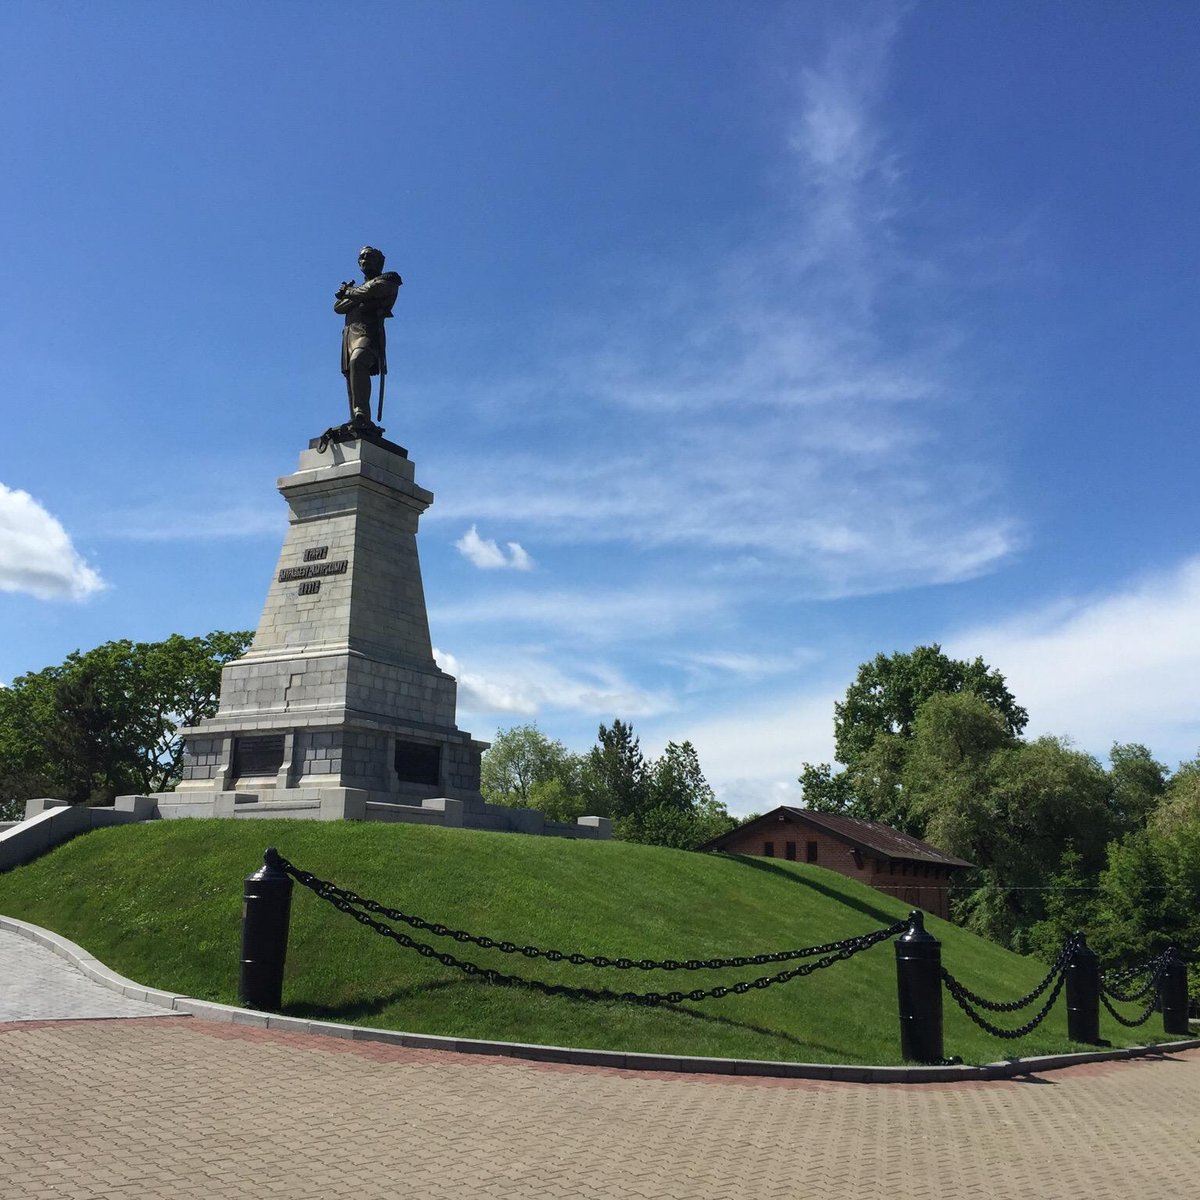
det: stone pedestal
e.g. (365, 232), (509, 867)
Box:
(175, 435), (487, 810)
(142, 433), (608, 840)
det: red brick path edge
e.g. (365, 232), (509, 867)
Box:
(3, 912), (1196, 1084)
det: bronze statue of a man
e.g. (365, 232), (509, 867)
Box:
(334, 245), (402, 428)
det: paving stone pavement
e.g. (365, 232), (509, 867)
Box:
(0, 929), (173, 1022)
(1, 1015), (1198, 1200)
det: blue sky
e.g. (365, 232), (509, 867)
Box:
(2, 1), (1198, 813)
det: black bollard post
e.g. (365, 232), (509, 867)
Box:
(239, 847), (294, 1012)
(895, 909), (943, 1063)
(1160, 947), (1189, 1035)
(1065, 932), (1101, 1045)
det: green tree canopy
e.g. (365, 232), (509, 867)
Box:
(0, 630), (251, 809)
(481, 719), (736, 851)
(582, 719), (647, 821)
(904, 695), (1114, 948)
(834, 643), (1027, 765)
(479, 723), (581, 809)
(800, 644), (1028, 832)
(1150, 752), (1200, 834)
(1106, 742), (1169, 836)
(1085, 813), (1200, 1010)
(647, 740), (714, 813)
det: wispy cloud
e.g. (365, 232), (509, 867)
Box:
(788, 6), (904, 304)
(0, 483), (105, 601)
(454, 524), (534, 571)
(649, 553), (1200, 816)
(664, 685), (842, 817)
(415, 6), (1030, 812)
(432, 582), (724, 643)
(668, 647), (819, 686)
(947, 555), (1200, 766)
(434, 647), (672, 719)
(431, 7), (1019, 601)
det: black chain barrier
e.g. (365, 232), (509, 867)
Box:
(1099, 955), (1169, 1027)
(1102, 959), (1151, 988)
(277, 855), (905, 974)
(1100, 952), (1169, 1003)
(941, 935), (1080, 1014)
(277, 856), (907, 1006)
(942, 964), (1069, 1040)
(1099, 988), (1161, 1028)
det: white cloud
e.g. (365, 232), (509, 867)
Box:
(0, 483), (105, 601)
(455, 524), (534, 571)
(616, 554), (1200, 818)
(668, 686), (842, 818)
(433, 647), (671, 719)
(431, 10), (1019, 602)
(506, 541), (534, 571)
(947, 555), (1200, 766)
(669, 647), (819, 685)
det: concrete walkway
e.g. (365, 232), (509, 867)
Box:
(0, 928), (175, 1022)
(2, 923), (1199, 1198)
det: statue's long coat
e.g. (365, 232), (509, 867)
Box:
(335, 271), (402, 377)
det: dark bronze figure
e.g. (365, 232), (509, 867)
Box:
(334, 246), (402, 429)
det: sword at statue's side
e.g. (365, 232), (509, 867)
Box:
(376, 322), (387, 423)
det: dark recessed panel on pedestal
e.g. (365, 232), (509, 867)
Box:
(394, 740), (441, 787)
(233, 734), (286, 780)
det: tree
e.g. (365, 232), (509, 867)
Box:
(621, 794), (736, 851)
(524, 777), (590, 824)
(0, 662), (65, 813)
(1151, 753), (1200, 833)
(796, 762), (855, 814)
(799, 644), (1027, 831)
(903, 692), (1014, 856)
(904, 696), (1114, 949)
(1024, 848), (1102, 964)
(480, 719), (735, 850)
(479, 724), (581, 809)
(582, 719), (647, 820)
(647, 741), (713, 813)
(1086, 814), (1200, 1010)
(614, 738), (735, 850)
(45, 655), (142, 802)
(0, 631), (252, 807)
(1106, 742), (1168, 836)
(834, 644), (1028, 765)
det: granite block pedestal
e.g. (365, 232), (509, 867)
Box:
(143, 435), (608, 841)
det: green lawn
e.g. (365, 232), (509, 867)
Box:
(0, 819), (1182, 1065)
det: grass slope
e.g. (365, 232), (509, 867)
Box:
(0, 820), (1177, 1065)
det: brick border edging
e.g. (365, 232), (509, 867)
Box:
(3, 913), (1196, 1083)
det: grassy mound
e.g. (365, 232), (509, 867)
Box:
(0, 819), (1176, 1064)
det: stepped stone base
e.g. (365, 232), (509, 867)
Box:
(9, 798), (610, 866)
(133, 788), (610, 838)
(159, 432), (609, 842)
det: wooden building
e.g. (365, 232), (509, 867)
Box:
(699, 806), (972, 920)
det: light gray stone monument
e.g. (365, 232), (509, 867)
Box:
(119, 245), (608, 839)
(154, 433), (609, 839)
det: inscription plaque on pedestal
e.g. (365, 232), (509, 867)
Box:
(233, 735), (285, 780)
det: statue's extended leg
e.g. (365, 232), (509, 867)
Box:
(347, 352), (374, 427)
